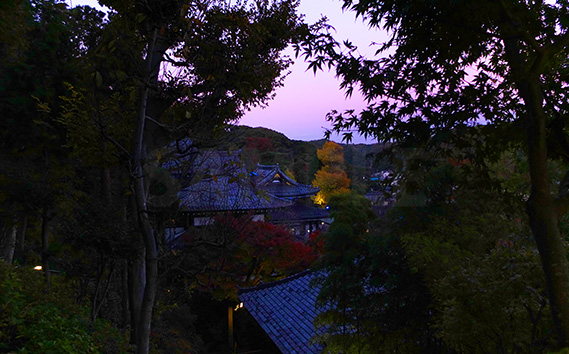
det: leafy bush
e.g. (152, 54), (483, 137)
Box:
(0, 261), (130, 353)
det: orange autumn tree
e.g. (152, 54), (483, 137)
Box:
(312, 141), (350, 205)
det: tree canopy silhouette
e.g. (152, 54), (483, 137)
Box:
(297, 0), (569, 347)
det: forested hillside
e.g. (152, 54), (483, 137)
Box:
(223, 125), (386, 190)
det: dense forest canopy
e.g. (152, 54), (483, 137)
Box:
(0, 0), (312, 353)
(3, 0), (569, 353)
(297, 0), (569, 351)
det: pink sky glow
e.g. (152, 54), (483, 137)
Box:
(241, 1), (386, 143)
(69, 0), (387, 144)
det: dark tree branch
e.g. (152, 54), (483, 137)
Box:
(497, 0), (541, 52)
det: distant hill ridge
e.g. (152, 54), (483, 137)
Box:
(221, 126), (386, 189)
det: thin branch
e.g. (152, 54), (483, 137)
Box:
(95, 116), (133, 159)
(162, 52), (188, 67)
(530, 28), (569, 78)
(497, 0), (541, 52)
(145, 115), (172, 131)
(545, 29), (569, 61)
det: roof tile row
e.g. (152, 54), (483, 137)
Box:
(239, 271), (326, 354)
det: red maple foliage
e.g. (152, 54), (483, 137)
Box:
(192, 213), (319, 298)
(238, 221), (316, 272)
(245, 137), (274, 151)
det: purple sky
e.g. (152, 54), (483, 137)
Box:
(241, 1), (386, 143)
(69, 0), (387, 143)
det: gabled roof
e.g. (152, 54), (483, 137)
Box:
(254, 164), (297, 184)
(238, 271), (325, 354)
(168, 149), (292, 213)
(253, 164), (319, 198)
(164, 146), (245, 187)
(179, 176), (291, 213)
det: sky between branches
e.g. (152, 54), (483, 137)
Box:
(68, 0), (386, 143)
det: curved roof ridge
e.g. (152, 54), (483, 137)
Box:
(256, 164), (299, 186)
(256, 163), (278, 169)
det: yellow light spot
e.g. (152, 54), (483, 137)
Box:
(34, 266), (42, 271)
(314, 194), (326, 205)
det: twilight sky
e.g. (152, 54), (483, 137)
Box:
(68, 0), (387, 143)
(241, 1), (386, 143)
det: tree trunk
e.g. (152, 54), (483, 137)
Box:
(128, 247), (145, 346)
(131, 26), (165, 354)
(122, 260), (130, 330)
(503, 35), (569, 346)
(526, 194), (569, 346)
(132, 109), (160, 354)
(15, 215), (28, 266)
(1, 221), (17, 264)
(523, 80), (569, 346)
(91, 258), (115, 323)
(41, 208), (51, 292)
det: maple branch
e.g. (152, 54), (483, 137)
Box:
(97, 121), (133, 159)
(533, 28), (569, 76)
(497, 0), (541, 52)
(546, 29), (569, 59)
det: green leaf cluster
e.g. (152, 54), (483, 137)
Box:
(390, 151), (557, 353)
(0, 261), (130, 353)
(313, 192), (446, 353)
(314, 147), (560, 352)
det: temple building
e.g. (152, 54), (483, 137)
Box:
(165, 150), (330, 244)
(251, 163), (320, 201)
(251, 163), (331, 240)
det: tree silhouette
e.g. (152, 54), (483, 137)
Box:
(297, 0), (569, 346)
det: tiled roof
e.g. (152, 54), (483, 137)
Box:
(179, 176), (292, 212)
(163, 144), (246, 187)
(253, 164), (319, 198)
(170, 150), (294, 213)
(253, 163), (282, 180)
(174, 156), (321, 214)
(262, 183), (320, 199)
(268, 204), (330, 222)
(238, 271), (326, 354)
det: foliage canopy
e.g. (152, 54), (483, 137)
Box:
(298, 0), (569, 347)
